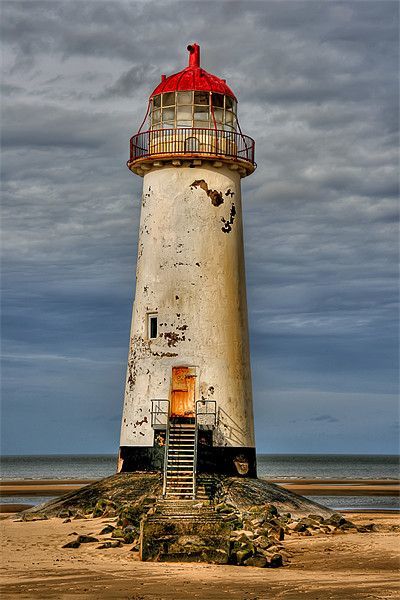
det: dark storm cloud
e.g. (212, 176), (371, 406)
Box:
(1, 0), (398, 454)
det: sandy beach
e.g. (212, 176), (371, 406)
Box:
(1, 511), (398, 599)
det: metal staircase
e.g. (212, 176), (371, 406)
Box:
(163, 422), (197, 499)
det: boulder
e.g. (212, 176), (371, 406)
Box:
(92, 499), (117, 518)
(235, 547), (254, 565)
(76, 535), (99, 544)
(62, 540), (80, 549)
(244, 555), (267, 568)
(100, 524), (115, 535)
(324, 513), (347, 527)
(96, 540), (122, 549)
(269, 553), (283, 568)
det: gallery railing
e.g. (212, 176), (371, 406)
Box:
(129, 128), (255, 166)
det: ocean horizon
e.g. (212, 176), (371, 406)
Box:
(1, 453), (398, 511)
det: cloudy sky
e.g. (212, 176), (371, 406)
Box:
(1, 0), (398, 456)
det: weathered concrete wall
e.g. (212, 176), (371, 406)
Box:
(120, 164), (255, 449)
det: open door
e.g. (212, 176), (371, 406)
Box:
(170, 367), (196, 417)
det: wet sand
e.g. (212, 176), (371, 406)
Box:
(1, 512), (399, 599)
(1, 478), (398, 498)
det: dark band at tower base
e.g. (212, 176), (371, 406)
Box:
(118, 445), (257, 478)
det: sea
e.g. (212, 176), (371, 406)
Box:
(1, 454), (399, 511)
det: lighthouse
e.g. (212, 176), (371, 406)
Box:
(118, 44), (257, 497)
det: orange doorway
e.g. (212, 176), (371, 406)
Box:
(170, 367), (196, 417)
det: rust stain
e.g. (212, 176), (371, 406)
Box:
(225, 188), (235, 197)
(161, 331), (186, 347)
(190, 179), (224, 207)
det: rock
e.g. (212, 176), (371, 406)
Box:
(111, 528), (125, 539)
(236, 530), (254, 540)
(339, 521), (357, 531)
(73, 511), (87, 520)
(122, 529), (138, 544)
(251, 517), (264, 528)
(76, 535), (99, 544)
(96, 540), (122, 549)
(62, 540), (80, 549)
(244, 555), (267, 568)
(202, 549), (229, 564)
(22, 513), (48, 522)
(294, 522), (308, 532)
(58, 509), (72, 518)
(324, 513), (347, 527)
(269, 553), (283, 568)
(92, 499), (117, 518)
(357, 523), (376, 533)
(100, 524), (115, 535)
(216, 503), (236, 514)
(263, 503), (278, 516)
(308, 514), (324, 523)
(63, 518), (71, 523)
(68, 531), (78, 536)
(252, 535), (271, 550)
(117, 505), (143, 528)
(235, 548), (254, 565)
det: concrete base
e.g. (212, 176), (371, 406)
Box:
(118, 445), (257, 477)
(140, 500), (232, 563)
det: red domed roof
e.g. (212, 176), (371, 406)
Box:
(150, 44), (236, 100)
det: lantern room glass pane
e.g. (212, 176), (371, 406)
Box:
(152, 109), (161, 124)
(162, 121), (174, 129)
(226, 110), (234, 125)
(162, 107), (175, 121)
(194, 120), (210, 128)
(177, 91), (193, 104)
(153, 95), (161, 108)
(212, 93), (224, 108)
(225, 96), (234, 110)
(162, 92), (175, 106)
(213, 108), (224, 123)
(177, 120), (192, 128)
(194, 91), (209, 105)
(194, 106), (209, 121)
(176, 105), (192, 121)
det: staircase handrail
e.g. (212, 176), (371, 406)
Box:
(151, 398), (169, 428)
(162, 420), (171, 497)
(193, 413), (198, 499)
(196, 399), (217, 427)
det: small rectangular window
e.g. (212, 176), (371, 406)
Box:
(148, 314), (158, 339)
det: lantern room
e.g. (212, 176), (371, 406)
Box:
(150, 90), (237, 132)
(127, 43), (256, 177)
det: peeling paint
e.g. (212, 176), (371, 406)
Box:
(221, 203), (236, 233)
(161, 331), (186, 347)
(190, 179), (224, 207)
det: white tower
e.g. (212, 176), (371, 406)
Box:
(119, 44), (257, 492)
